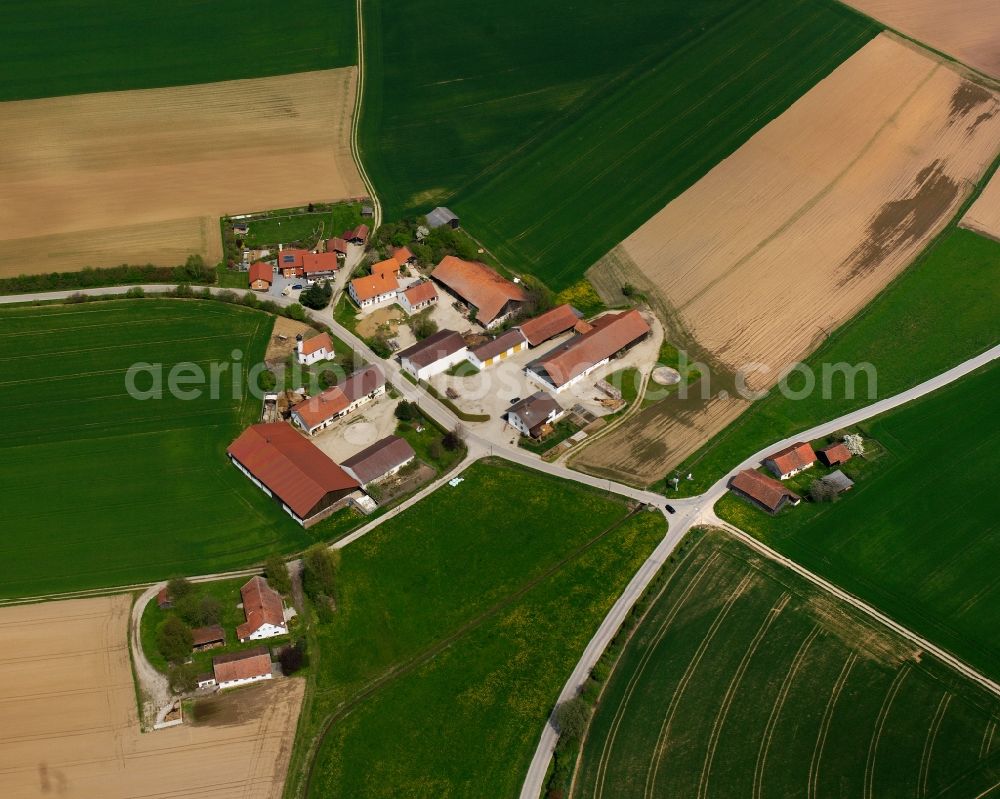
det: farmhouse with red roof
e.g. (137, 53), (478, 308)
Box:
(431, 256), (528, 327)
(729, 469), (802, 514)
(296, 332), (335, 366)
(248, 261), (273, 291)
(349, 270), (398, 308)
(236, 576), (288, 642)
(763, 442), (817, 480)
(290, 365), (386, 435)
(397, 280), (438, 315)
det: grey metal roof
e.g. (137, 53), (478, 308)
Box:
(342, 435), (415, 485)
(822, 469), (855, 492)
(507, 391), (562, 430)
(426, 206), (458, 228)
(397, 329), (466, 369)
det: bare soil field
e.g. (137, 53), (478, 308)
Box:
(842, 0), (1000, 78)
(960, 169), (1000, 242)
(0, 68), (364, 277)
(266, 315), (315, 363)
(577, 34), (1000, 485)
(0, 595), (304, 799)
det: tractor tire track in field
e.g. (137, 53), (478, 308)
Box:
(697, 592), (790, 799)
(298, 507), (645, 799)
(808, 651), (858, 799)
(864, 666), (911, 799)
(752, 625), (822, 799)
(919, 692), (952, 797)
(645, 571), (756, 799)
(591, 547), (720, 799)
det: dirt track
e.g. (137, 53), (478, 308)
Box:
(578, 35), (1000, 485)
(842, 0), (1000, 79)
(0, 595), (303, 798)
(0, 68), (364, 276)
(960, 170), (1000, 242)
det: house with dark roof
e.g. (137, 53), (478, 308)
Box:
(426, 207), (459, 229)
(763, 442), (817, 480)
(227, 423), (360, 526)
(729, 469), (801, 514)
(341, 435), (416, 488)
(210, 647), (273, 690)
(506, 392), (564, 439)
(397, 281), (438, 315)
(431, 256), (528, 327)
(516, 304), (583, 347)
(467, 329), (527, 370)
(525, 310), (650, 392)
(237, 576), (288, 642)
(249, 261), (273, 292)
(817, 442), (853, 467)
(291, 365), (386, 435)
(296, 332), (335, 366)
(397, 329), (469, 380)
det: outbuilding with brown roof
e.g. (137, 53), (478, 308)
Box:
(468, 329), (527, 369)
(729, 469), (802, 514)
(431, 256), (528, 327)
(341, 435), (416, 488)
(517, 304), (582, 347)
(227, 423), (359, 526)
(212, 647), (273, 689)
(191, 624), (226, 650)
(817, 442), (852, 467)
(397, 280), (438, 315)
(291, 365), (386, 435)
(397, 329), (469, 380)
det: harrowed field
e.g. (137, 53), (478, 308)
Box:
(0, 299), (315, 598)
(717, 362), (1000, 683)
(573, 528), (1000, 799)
(360, 0), (878, 290)
(283, 459), (666, 799)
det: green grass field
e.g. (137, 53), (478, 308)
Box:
(239, 203), (366, 249)
(283, 459), (665, 798)
(573, 528), (1000, 799)
(3, 0), (356, 102)
(670, 227), (1000, 495)
(0, 299), (320, 598)
(717, 362), (1000, 683)
(360, 0), (878, 290)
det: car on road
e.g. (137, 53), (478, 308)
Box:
(665, 504), (676, 514)
(509, 397), (520, 404)
(291, 284), (303, 290)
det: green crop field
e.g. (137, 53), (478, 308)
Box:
(0, 299), (319, 598)
(671, 227), (1000, 495)
(3, 0), (356, 102)
(717, 362), (1000, 683)
(283, 459), (666, 798)
(573, 528), (1000, 799)
(360, 0), (878, 290)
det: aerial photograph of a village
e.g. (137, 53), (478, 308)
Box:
(1, 1), (998, 797)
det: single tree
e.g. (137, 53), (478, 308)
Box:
(411, 314), (438, 341)
(554, 697), (591, 744)
(278, 640), (307, 675)
(157, 616), (193, 664)
(302, 544), (337, 603)
(167, 577), (196, 603)
(168, 663), (199, 693)
(843, 433), (865, 456)
(442, 426), (464, 452)
(808, 478), (840, 504)
(394, 400), (417, 421)
(265, 555), (292, 595)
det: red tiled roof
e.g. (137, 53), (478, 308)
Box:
(355, 224), (369, 240)
(342, 435), (416, 485)
(351, 270), (398, 302)
(531, 310), (650, 388)
(191, 624), (225, 647)
(392, 246), (414, 264)
(300, 332), (333, 357)
(765, 442), (817, 476)
(729, 469), (801, 513)
(818, 442), (852, 466)
(237, 576), (286, 640)
(397, 329), (466, 369)
(431, 256), (528, 324)
(302, 252), (340, 274)
(517, 304), (581, 346)
(227, 424), (358, 518)
(402, 281), (437, 305)
(213, 647), (271, 683)
(278, 249), (308, 269)
(291, 366), (385, 430)
(372, 258), (401, 278)
(326, 237), (348, 255)
(248, 262), (272, 285)
(471, 329), (525, 362)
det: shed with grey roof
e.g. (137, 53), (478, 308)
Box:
(426, 207), (459, 229)
(342, 435), (416, 487)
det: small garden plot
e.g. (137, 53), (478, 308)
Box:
(231, 202), (366, 251)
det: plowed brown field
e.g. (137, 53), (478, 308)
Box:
(577, 35), (1000, 485)
(960, 170), (1000, 241)
(0, 595), (303, 798)
(842, 0), (1000, 78)
(0, 68), (364, 277)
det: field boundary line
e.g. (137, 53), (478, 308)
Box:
(752, 624), (821, 799)
(808, 651), (857, 798)
(590, 547), (720, 799)
(697, 592), (790, 799)
(864, 666), (910, 799)
(920, 692), (953, 797)
(645, 571), (755, 799)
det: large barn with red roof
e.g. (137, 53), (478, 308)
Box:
(226, 423), (359, 526)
